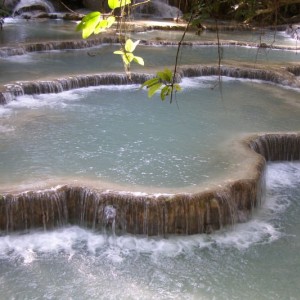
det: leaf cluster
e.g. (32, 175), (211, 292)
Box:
(76, 0), (182, 102)
(114, 39), (144, 66)
(141, 69), (181, 101)
(76, 0), (131, 39)
(76, 12), (115, 39)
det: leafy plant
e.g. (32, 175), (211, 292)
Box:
(108, 0), (131, 10)
(114, 39), (144, 67)
(76, 0), (183, 102)
(76, 12), (115, 38)
(141, 69), (181, 101)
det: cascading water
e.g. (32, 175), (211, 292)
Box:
(134, 0), (182, 19)
(13, 0), (55, 17)
(0, 14), (300, 299)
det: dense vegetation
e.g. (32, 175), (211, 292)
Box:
(2, 0), (300, 24)
(172, 0), (300, 25)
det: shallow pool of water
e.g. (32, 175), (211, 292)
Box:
(134, 28), (299, 47)
(0, 43), (299, 85)
(0, 162), (299, 299)
(0, 18), (80, 46)
(0, 77), (299, 191)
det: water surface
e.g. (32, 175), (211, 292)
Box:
(1, 77), (299, 191)
(0, 162), (299, 299)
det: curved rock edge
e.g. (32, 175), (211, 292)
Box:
(0, 132), (299, 236)
(1, 63), (300, 105)
(1, 37), (299, 58)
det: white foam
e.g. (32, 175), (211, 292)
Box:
(0, 106), (12, 117)
(0, 220), (281, 264)
(0, 124), (15, 133)
(75, 84), (140, 92)
(266, 162), (300, 189)
(2, 54), (36, 63)
(180, 77), (215, 89)
(0, 163), (298, 264)
(7, 91), (83, 110)
(180, 76), (262, 90)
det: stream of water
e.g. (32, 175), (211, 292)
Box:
(0, 162), (299, 299)
(0, 16), (300, 299)
(1, 77), (299, 192)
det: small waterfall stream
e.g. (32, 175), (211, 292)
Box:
(1, 64), (299, 104)
(13, 0), (55, 16)
(1, 133), (299, 236)
(0, 12), (299, 237)
(134, 0), (182, 19)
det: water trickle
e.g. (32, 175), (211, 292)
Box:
(134, 0), (182, 19)
(250, 133), (300, 161)
(286, 24), (300, 40)
(1, 64), (299, 102)
(13, 0), (55, 17)
(1, 73), (152, 100)
(104, 205), (117, 234)
(0, 36), (120, 58)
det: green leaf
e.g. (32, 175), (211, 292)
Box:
(108, 0), (131, 9)
(106, 16), (116, 28)
(122, 52), (134, 65)
(113, 50), (124, 55)
(174, 84), (182, 91)
(160, 85), (171, 101)
(76, 12), (101, 39)
(93, 16), (115, 33)
(124, 39), (140, 53)
(94, 20), (108, 34)
(163, 68), (173, 82)
(148, 82), (162, 97)
(133, 55), (144, 66)
(157, 71), (171, 82)
(140, 77), (160, 89)
(76, 21), (85, 32)
(82, 21), (98, 39)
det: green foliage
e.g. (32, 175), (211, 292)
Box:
(141, 69), (182, 101)
(76, 12), (117, 39)
(76, 0), (183, 102)
(108, 0), (131, 10)
(114, 39), (144, 66)
(76, 1), (144, 76)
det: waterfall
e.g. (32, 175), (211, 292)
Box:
(134, 0), (182, 19)
(0, 36), (120, 58)
(286, 24), (300, 40)
(4, 73), (153, 98)
(0, 133), (299, 236)
(179, 65), (300, 89)
(13, 0), (55, 17)
(249, 133), (300, 161)
(1, 38), (299, 58)
(1, 64), (299, 104)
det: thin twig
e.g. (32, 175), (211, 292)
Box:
(60, 1), (79, 15)
(130, 0), (150, 10)
(170, 13), (194, 103)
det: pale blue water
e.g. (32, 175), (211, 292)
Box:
(0, 18), (79, 45)
(0, 77), (299, 190)
(0, 43), (299, 85)
(0, 162), (299, 299)
(0, 18), (300, 300)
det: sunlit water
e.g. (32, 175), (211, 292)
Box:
(0, 77), (299, 191)
(0, 162), (299, 299)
